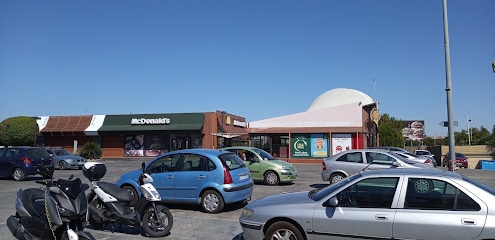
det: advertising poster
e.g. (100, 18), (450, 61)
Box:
(144, 135), (167, 157)
(311, 134), (328, 157)
(332, 134), (352, 155)
(401, 120), (425, 141)
(291, 135), (310, 158)
(124, 134), (144, 157)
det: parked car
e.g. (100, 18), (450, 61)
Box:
(368, 146), (410, 153)
(115, 148), (254, 213)
(220, 146), (297, 185)
(321, 149), (433, 184)
(443, 152), (469, 168)
(238, 168), (495, 240)
(414, 149), (434, 158)
(0, 146), (54, 181)
(45, 148), (87, 170)
(392, 150), (436, 168)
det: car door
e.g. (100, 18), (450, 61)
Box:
(146, 153), (180, 201)
(393, 177), (486, 239)
(0, 148), (10, 177)
(312, 177), (399, 239)
(173, 153), (209, 201)
(244, 150), (262, 181)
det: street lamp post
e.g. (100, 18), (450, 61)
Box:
(442, 0), (456, 171)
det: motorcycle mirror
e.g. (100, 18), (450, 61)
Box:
(69, 174), (74, 180)
(141, 162), (146, 171)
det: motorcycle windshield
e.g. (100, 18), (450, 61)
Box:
(57, 178), (83, 200)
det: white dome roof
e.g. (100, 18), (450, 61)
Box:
(307, 88), (374, 112)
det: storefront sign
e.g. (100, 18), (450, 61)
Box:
(131, 118), (171, 125)
(332, 134), (352, 155)
(233, 120), (247, 127)
(226, 116), (247, 128)
(311, 134), (328, 157)
(291, 135), (310, 158)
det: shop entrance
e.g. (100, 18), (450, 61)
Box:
(171, 134), (190, 151)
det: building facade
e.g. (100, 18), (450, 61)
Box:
(36, 111), (248, 158)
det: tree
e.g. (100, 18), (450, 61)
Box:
(486, 125), (495, 159)
(0, 116), (38, 146)
(378, 114), (404, 147)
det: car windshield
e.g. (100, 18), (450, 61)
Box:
(27, 148), (51, 158)
(388, 152), (418, 165)
(54, 149), (71, 156)
(253, 148), (275, 160)
(308, 173), (362, 201)
(218, 153), (246, 170)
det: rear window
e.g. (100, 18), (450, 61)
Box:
(27, 148), (50, 158)
(218, 153), (246, 170)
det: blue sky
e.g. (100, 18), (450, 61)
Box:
(1, 1), (494, 137)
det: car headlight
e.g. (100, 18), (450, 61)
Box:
(64, 158), (75, 162)
(278, 165), (289, 170)
(241, 208), (254, 218)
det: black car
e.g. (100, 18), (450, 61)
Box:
(0, 146), (54, 181)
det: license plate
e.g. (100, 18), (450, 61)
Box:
(240, 174), (248, 180)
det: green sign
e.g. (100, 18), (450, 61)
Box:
(291, 135), (310, 158)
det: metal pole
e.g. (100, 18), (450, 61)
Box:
(442, 0), (456, 171)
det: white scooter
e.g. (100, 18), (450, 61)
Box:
(83, 162), (173, 237)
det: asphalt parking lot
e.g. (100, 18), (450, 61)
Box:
(0, 159), (494, 240)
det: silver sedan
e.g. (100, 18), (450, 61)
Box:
(321, 149), (432, 185)
(238, 168), (495, 240)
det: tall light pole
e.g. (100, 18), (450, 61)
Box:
(442, 0), (456, 171)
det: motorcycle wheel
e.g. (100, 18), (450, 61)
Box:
(142, 204), (173, 237)
(88, 198), (109, 230)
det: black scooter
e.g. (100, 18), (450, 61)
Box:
(6, 164), (94, 240)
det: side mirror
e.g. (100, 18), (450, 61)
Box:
(322, 197), (339, 208)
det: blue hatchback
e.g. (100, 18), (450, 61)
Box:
(115, 148), (254, 213)
(0, 146), (54, 181)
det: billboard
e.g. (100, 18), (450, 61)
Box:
(401, 120), (425, 141)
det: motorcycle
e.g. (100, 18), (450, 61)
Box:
(84, 162), (173, 237)
(6, 164), (93, 240)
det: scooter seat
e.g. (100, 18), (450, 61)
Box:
(97, 182), (134, 203)
(20, 188), (47, 218)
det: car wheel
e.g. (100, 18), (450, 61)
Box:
(201, 190), (224, 214)
(330, 173), (345, 184)
(263, 171), (280, 185)
(266, 221), (303, 240)
(122, 185), (139, 206)
(58, 161), (67, 170)
(12, 168), (26, 181)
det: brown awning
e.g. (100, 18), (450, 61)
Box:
(217, 124), (247, 138)
(40, 116), (93, 136)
